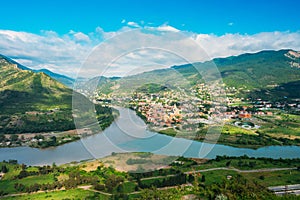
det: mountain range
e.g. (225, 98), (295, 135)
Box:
(1, 49), (299, 133)
(87, 49), (300, 101)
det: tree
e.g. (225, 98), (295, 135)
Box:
(9, 134), (18, 141)
(105, 174), (124, 192)
(21, 164), (26, 170)
(14, 183), (25, 192)
(215, 194), (228, 200)
(1, 165), (8, 173)
(49, 136), (57, 145)
(188, 174), (195, 183)
(226, 161), (231, 167)
(201, 175), (206, 182)
(94, 183), (105, 191)
(0, 134), (5, 142)
(18, 170), (29, 179)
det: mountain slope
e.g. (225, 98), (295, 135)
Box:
(170, 49), (300, 90)
(0, 54), (75, 88)
(0, 55), (73, 112)
(34, 69), (75, 88)
(0, 55), (77, 133)
(0, 54), (31, 71)
(93, 49), (300, 100)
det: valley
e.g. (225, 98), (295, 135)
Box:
(80, 50), (300, 149)
(1, 50), (300, 199)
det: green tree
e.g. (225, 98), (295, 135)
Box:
(201, 175), (206, 182)
(105, 174), (124, 192)
(9, 134), (18, 141)
(1, 165), (8, 173)
(0, 134), (5, 142)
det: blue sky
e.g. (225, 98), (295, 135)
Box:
(0, 0), (300, 77)
(1, 0), (299, 35)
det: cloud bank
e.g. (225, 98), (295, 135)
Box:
(0, 24), (299, 77)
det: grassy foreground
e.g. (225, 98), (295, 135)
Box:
(1, 154), (300, 199)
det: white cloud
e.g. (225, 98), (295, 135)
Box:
(94, 27), (117, 40)
(194, 31), (300, 59)
(0, 25), (299, 78)
(156, 24), (180, 32)
(73, 32), (90, 42)
(127, 21), (140, 27)
(0, 29), (97, 77)
(121, 19), (126, 24)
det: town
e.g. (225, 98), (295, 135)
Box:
(90, 81), (300, 147)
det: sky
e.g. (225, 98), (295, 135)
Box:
(0, 0), (300, 77)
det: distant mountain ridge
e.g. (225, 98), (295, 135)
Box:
(90, 49), (300, 100)
(34, 68), (75, 88)
(0, 54), (31, 70)
(0, 54), (75, 88)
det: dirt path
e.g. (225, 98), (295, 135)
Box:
(140, 174), (179, 180)
(78, 185), (112, 196)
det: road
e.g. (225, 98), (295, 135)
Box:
(184, 167), (297, 174)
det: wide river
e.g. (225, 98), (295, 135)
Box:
(1, 108), (300, 165)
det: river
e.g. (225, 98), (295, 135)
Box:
(1, 108), (300, 166)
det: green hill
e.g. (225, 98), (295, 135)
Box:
(34, 68), (75, 88)
(94, 49), (300, 100)
(213, 50), (300, 90)
(171, 50), (300, 90)
(0, 55), (114, 134)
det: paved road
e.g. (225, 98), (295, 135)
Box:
(184, 167), (297, 174)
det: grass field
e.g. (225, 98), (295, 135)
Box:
(200, 169), (300, 187)
(243, 169), (300, 187)
(180, 157), (300, 171)
(1, 188), (106, 200)
(258, 114), (300, 139)
(200, 170), (238, 185)
(0, 163), (22, 180)
(0, 174), (54, 194)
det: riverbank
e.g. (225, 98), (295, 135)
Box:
(0, 106), (119, 149)
(0, 128), (94, 149)
(158, 126), (300, 149)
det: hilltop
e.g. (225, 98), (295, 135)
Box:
(0, 55), (114, 135)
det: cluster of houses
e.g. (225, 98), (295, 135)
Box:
(129, 89), (223, 129)
(93, 81), (300, 131)
(137, 102), (182, 127)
